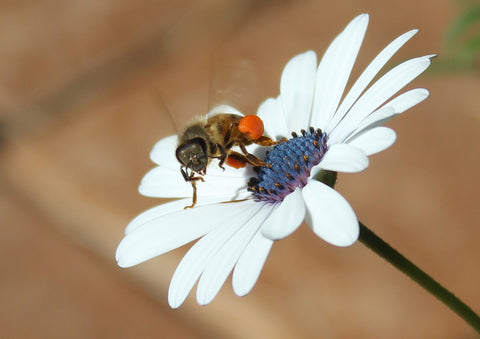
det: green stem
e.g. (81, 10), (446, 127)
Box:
(359, 222), (480, 333)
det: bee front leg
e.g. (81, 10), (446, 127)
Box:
(180, 167), (191, 182)
(184, 178), (205, 209)
(180, 167), (204, 209)
(184, 180), (198, 209)
(215, 144), (228, 170)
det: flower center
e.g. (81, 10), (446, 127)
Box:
(247, 127), (328, 203)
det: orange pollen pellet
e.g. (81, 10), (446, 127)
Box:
(238, 115), (264, 140)
(225, 156), (247, 169)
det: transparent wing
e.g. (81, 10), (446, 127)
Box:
(208, 55), (261, 116)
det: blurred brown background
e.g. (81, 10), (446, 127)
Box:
(1, 0), (479, 338)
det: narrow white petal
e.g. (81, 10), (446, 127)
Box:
(343, 89), (428, 143)
(125, 199), (193, 234)
(261, 188), (305, 240)
(348, 126), (397, 156)
(196, 204), (271, 305)
(329, 29), (419, 130)
(168, 201), (256, 308)
(319, 144), (369, 173)
(197, 175), (249, 198)
(385, 88), (430, 114)
(206, 158), (252, 178)
(150, 135), (179, 168)
(302, 180), (359, 246)
(312, 13), (369, 130)
(232, 232), (273, 297)
(330, 55), (432, 141)
(116, 202), (248, 268)
(207, 104), (243, 117)
(125, 192), (252, 235)
(139, 166), (192, 198)
(341, 106), (395, 144)
(343, 89), (428, 144)
(257, 97), (289, 139)
(280, 51), (317, 132)
(139, 165), (248, 199)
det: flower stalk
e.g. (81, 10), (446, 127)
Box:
(316, 170), (480, 332)
(358, 222), (480, 333)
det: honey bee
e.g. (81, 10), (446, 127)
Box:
(176, 112), (281, 208)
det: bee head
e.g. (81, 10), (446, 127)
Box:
(176, 137), (208, 172)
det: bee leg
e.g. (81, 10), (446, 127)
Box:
(226, 151), (248, 168)
(184, 177), (205, 209)
(180, 167), (204, 209)
(180, 167), (190, 182)
(184, 180), (198, 209)
(237, 144), (268, 167)
(254, 136), (287, 146)
(223, 122), (237, 144)
(234, 137), (286, 168)
(227, 151), (267, 168)
(245, 154), (267, 167)
(215, 144), (228, 170)
(181, 166), (204, 182)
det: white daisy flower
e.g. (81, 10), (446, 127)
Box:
(116, 13), (433, 308)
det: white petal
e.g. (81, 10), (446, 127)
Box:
(150, 135), (179, 168)
(344, 89), (428, 143)
(348, 127), (397, 156)
(342, 106), (395, 144)
(116, 202), (249, 268)
(329, 29), (419, 130)
(139, 166), (192, 198)
(302, 180), (359, 246)
(196, 204), (271, 305)
(207, 104), (243, 117)
(125, 199), (192, 234)
(261, 188), (305, 240)
(232, 232), (273, 297)
(139, 165), (248, 199)
(385, 88), (429, 114)
(206, 158), (252, 178)
(125, 191), (252, 235)
(319, 144), (369, 173)
(330, 55), (433, 141)
(312, 13), (369, 130)
(257, 97), (289, 139)
(168, 200), (256, 308)
(280, 50), (317, 132)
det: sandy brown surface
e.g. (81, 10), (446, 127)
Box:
(1, 0), (479, 338)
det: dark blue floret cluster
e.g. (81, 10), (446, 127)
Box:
(248, 127), (328, 204)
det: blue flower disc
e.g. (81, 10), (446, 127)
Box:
(248, 127), (328, 203)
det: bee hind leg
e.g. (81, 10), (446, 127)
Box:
(236, 136), (286, 168)
(235, 146), (267, 167)
(254, 136), (287, 146)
